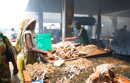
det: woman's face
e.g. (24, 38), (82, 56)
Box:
(28, 21), (36, 30)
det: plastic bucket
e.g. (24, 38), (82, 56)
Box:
(36, 33), (52, 51)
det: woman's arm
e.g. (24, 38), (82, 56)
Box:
(4, 36), (16, 55)
(4, 36), (18, 75)
(63, 29), (83, 42)
(63, 37), (78, 42)
(25, 33), (53, 57)
(33, 33), (38, 38)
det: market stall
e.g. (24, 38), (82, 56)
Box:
(47, 41), (112, 63)
(23, 57), (130, 83)
(22, 41), (130, 83)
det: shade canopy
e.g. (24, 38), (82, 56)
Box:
(26, 0), (130, 14)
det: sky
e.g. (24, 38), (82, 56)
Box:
(0, 0), (29, 30)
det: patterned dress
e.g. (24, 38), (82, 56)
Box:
(15, 18), (37, 83)
(0, 33), (15, 83)
(17, 31), (37, 83)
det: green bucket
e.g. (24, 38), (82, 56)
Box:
(36, 33), (52, 51)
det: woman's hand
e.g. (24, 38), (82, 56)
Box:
(47, 52), (54, 58)
(62, 38), (67, 43)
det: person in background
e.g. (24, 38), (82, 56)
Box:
(53, 24), (62, 44)
(116, 25), (128, 47)
(63, 21), (89, 45)
(43, 26), (48, 34)
(0, 32), (18, 83)
(15, 18), (53, 83)
(10, 28), (16, 40)
(39, 26), (49, 34)
(53, 30), (62, 43)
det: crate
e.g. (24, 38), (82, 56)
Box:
(36, 33), (52, 51)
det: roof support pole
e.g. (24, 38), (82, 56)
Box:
(38, 11), (43, 34)
(88, 14), (94, 39)
(111, 15), (117, 37)
(96, 10), (102, 40)
(62, 0), (74, 40)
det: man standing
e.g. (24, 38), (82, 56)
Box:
(63, 21), (89, 45)
(10, 28), (15, 40)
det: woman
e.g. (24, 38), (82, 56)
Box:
(0, 32), (18, 83)
(15, 18), (53, 83)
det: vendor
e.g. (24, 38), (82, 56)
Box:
(0, 32), (18, 83)
(63, 21), (89, 45)
(15, 18), (53, 83)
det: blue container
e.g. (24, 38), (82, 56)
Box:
(14, 35), (17, 39)
(32, 80), (43, 83)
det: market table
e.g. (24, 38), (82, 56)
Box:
(46, 50), (113, 63)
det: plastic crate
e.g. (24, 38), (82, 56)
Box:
(36, 33), (52, 51)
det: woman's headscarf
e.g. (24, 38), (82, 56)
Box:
(15, 18), (36, 52)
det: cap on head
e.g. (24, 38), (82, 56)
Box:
(74, 20), (80, 26)
(74, 20), (81, 29)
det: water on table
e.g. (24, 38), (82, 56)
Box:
(45, 56), (130, 83)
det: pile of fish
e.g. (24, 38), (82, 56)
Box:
(76, 45), (101, 54)
(26, 62), (58, 81)
(52, 41), (78, 49)
(54, 41), (101, 59)
(85, 64), (130, 83)
(62, 58), (92, 75)
(54, 42), (79, 59)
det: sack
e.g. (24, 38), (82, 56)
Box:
(2, 34), (15, 62)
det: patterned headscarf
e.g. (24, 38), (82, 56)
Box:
(15, 18), (36, 52)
